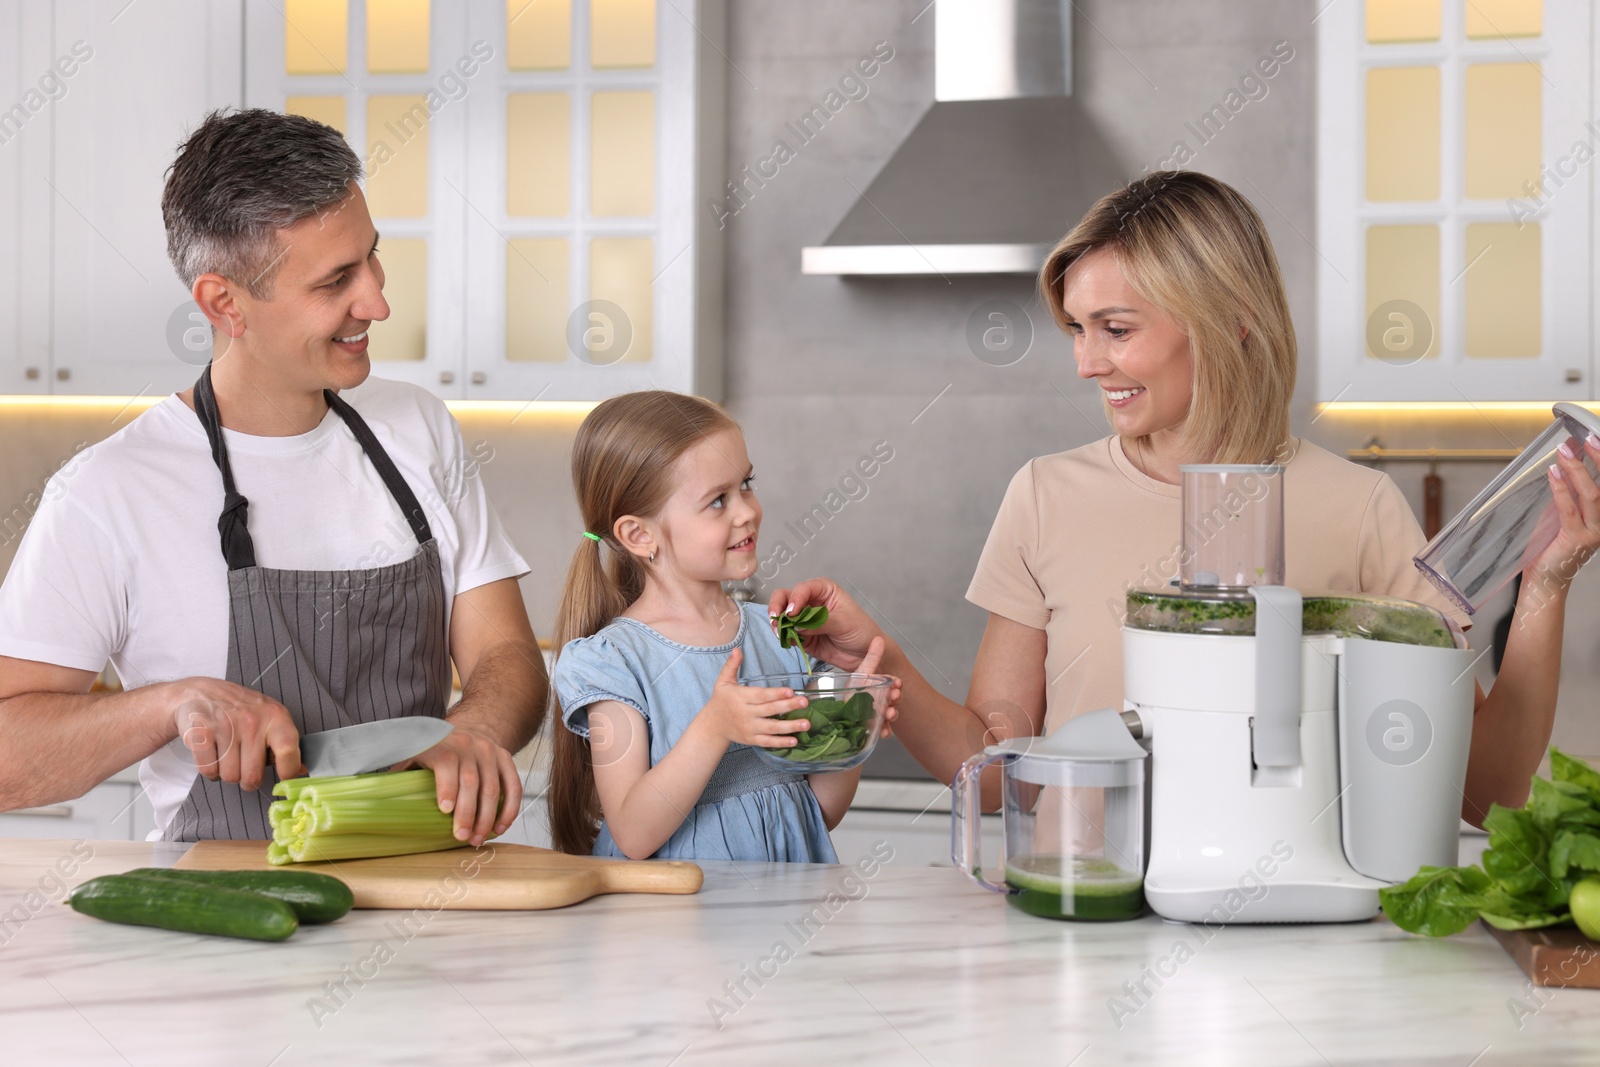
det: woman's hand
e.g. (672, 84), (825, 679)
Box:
(700, 648), (813, 749)
(767, 577), (889, 672)
(856, 635), (902, 739)
(1530, 433), (1600, 594)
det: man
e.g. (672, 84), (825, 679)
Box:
(0, 109), (546, 846)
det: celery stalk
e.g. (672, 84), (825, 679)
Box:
(274, 768), (438, 803)
(288, 832), (463, 863)
(268, 768), (480, 866)
(310, 798), (455, 835)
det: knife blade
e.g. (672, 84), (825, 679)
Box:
(299, 718), (455, 778)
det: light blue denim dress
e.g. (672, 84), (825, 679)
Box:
(552, 601), (839, 863)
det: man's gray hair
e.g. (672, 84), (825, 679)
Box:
(162, 108), (362, 299)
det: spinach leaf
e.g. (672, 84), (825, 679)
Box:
(1379, 866), (1496, 937)
(773, 605), (829, 650)
(1553, 747), (1600, 803)
(1530, 776), (1600, 832)
(1481, 805), (1555, 898)
(1381, 749), (1600, 938)
(1550, 829), (1600, 880)
(769, 689), (875, 765)
(1480, 907), (1571, 931)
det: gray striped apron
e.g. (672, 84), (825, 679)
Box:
(163, 364), (449, 841)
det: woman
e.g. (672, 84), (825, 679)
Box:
(769, 171), (1600, 822)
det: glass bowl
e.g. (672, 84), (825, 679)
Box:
(740, 672), (892, 773)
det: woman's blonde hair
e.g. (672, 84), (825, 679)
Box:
(1039, 171), (1296, 465)
(548, 390), (739, 855)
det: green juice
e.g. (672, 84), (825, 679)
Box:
(1002, 855), (1145, 921)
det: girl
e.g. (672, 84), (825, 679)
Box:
(546, 391), (897, 861)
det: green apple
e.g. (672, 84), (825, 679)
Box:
(1572, 877), (1600, 941)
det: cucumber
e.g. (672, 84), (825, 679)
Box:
(124, 868), (353, 924)
(68, 874), (298, 942)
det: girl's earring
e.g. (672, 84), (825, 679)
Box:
(648, 549), (656, 564)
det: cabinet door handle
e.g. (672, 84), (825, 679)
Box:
(439, 370), (455, 385)
(10, 805), (72, 818)
(25, 366), (40, 380)
(471, 371), (486, 385)
(55, 368), (71, 382)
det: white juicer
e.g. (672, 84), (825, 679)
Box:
(1124, 465), (1476, 923)
(1123, 585), (1475, 923)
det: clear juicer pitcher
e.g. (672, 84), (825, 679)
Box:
(951, 708), (1149, 920)
(1415, 402), (1600, 614)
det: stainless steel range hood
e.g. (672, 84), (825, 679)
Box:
(802, 0), (1121, 277)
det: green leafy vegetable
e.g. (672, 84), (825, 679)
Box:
(1480, 805), (1553, 899)
(1379, 748), (1600, 937)
(773, 605), (828, 649)
(773, 605), (829, 673)
(1378, 865), (1496, 937)
(1480, 902), (1572, 931)
(768, 690), (875, 765)
(1553, 748), (1600, 800)
(1550, 829), (1600, 881)
(1529, 776), (1600, 832)
(1126, 591), (1456, 647)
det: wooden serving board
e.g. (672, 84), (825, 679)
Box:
(1484, 921), (1600, 988)
(174, 840), (702, 911)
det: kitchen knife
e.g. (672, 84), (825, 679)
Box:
(299, 718), (454, 778)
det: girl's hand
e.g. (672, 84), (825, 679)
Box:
(856, 635), (902, 739)
(766, 577), (888, 672)
(701, 648), (813, 749)
(1530, 433), (1600, 594)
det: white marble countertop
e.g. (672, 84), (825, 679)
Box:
(2, 837), (1596, 1066)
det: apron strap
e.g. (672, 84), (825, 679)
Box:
(193, 363), (258, 570)
(324, 389), (434, 546)
(190, 365), (435, 569)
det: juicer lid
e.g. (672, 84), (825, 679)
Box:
(983, 707), (1147, 763)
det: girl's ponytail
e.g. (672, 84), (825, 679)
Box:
(548, 536), (624, 855)
(546, 391), (737, 855)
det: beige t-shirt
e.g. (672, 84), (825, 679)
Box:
(966, 436), (1469, 733)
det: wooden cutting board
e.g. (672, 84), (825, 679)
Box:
(1484, 921), (1600, 988)
(174, 840), (703, 911)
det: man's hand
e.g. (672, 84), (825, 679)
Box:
(430, 577), (547, 846)
(408, 727), (520, 847)
(167, 677), (304, 791)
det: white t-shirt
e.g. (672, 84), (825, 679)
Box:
(0, 375), (529, 836)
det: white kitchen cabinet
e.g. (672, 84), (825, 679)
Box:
(242, 0), (726, 402)
(240, 0), (467, 398)
(457, 0), (725, 402)
(0, 2), (53, 394)
(48, 0), (242, 396)
(832, 780), (1001, 870)
(8, 0), (722, 403)
(0, 780), (143, 841)
(1316, 1), (1595, 401)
